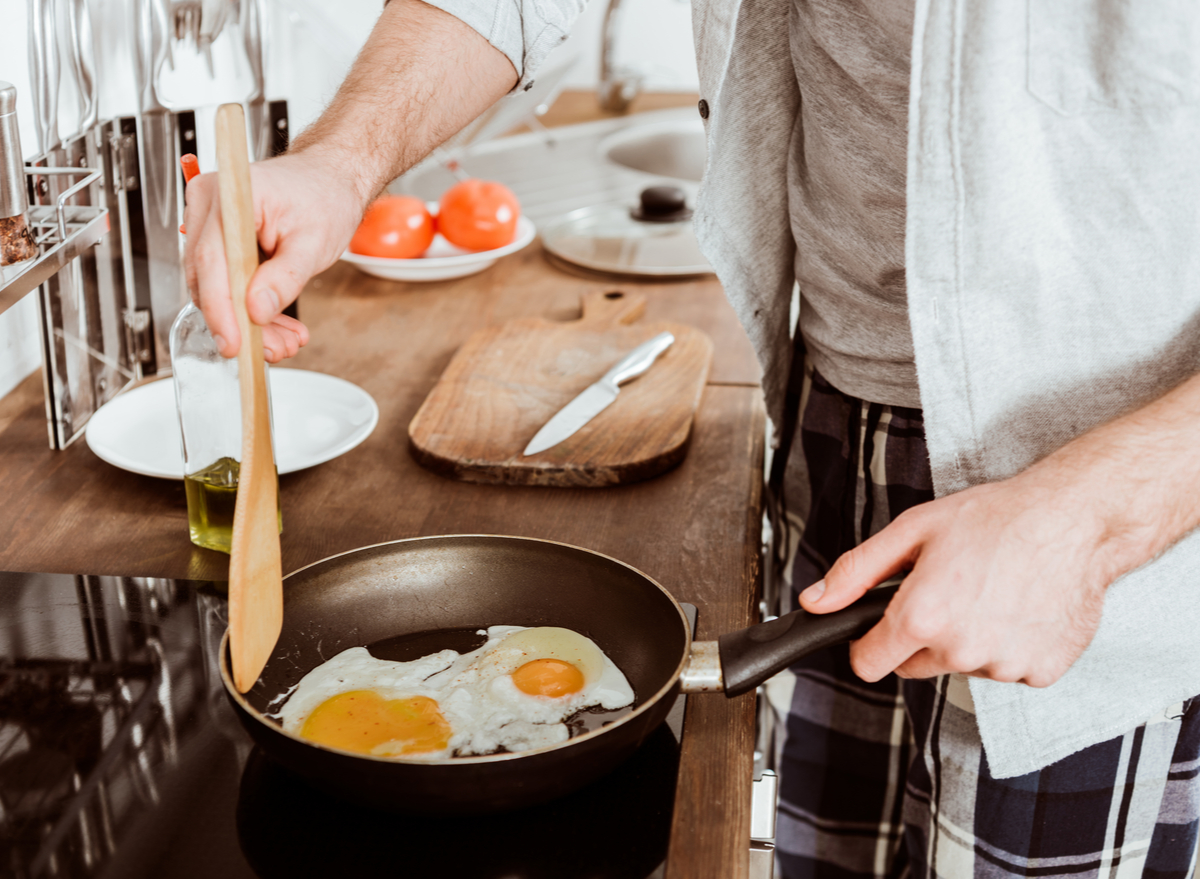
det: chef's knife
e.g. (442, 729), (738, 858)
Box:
(523, 331), (675, 456)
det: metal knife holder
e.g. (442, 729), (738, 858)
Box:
(3, 0), (291, 450)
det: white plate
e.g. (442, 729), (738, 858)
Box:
(340, 213), (536, 282)
(85, 368), (379, 480)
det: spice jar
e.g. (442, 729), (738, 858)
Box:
(0, 81), (37, 268)
(170, 301), (281, 553)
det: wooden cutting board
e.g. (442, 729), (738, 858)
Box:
(408, 290), (714, 486)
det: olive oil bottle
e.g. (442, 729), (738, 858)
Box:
(185, 456), (240, 553)
(172, 303), (280, 554)
(185, 456), (282, 553)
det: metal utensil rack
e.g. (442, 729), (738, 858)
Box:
(0, 167), (106, 307)
(6, 0), (291, 451)
(0, 165), (143, 450)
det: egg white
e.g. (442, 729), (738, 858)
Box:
(277, 625), (635, 759)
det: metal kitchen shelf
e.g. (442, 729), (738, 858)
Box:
(0, 167), (107, 315)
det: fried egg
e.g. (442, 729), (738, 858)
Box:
(277, 626), (636, 760)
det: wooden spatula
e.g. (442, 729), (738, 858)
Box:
(215, 102), (282, 693)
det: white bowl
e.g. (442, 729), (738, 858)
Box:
(340, 212), (536, 282)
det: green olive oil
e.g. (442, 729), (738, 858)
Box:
(185, 457), (281, 554)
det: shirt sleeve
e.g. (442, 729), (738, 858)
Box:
(421, 0), (587, 91)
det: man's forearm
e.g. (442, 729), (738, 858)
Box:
(290, 0), (518, 210)
(1033, 368), (1200, 582)
(801, 366), (1200, 686)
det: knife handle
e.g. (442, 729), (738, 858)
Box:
(29, 0), (60, 155)
(66, 0), (98, 135)
(603, 332), (675, 386)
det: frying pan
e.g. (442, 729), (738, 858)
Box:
(220, 535), (895, 813)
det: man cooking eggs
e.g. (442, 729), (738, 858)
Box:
(184, 2), (1200, 876)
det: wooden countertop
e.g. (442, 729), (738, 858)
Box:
(534, 89), (702, 129)
(0, 92), (767, 879)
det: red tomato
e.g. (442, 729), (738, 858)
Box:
(437, 179), (521, 251)
(350, 195), (435, 259)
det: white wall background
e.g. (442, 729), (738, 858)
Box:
(0, 0), (697, 401)
(559, 0), (697, 92)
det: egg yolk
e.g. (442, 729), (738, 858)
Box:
(512, 658), (585, 698)
(299, 690), (452, 756)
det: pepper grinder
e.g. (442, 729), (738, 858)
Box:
(0, 81), (37, 268)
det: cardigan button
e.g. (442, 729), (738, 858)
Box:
(698, 99), (710, 120)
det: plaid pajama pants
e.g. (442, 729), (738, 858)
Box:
(771, 363), (1200, 879)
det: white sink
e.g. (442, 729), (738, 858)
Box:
(392, 109), (704, 225)
(599, 119), (706, 183)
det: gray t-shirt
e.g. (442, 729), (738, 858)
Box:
(788, 0), (918, 407)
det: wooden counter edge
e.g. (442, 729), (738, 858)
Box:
(665, 392), (765, 879)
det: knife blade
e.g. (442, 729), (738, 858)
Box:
(523, 331), (676, 456)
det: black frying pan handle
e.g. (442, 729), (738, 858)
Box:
(718, 585), (899, 697)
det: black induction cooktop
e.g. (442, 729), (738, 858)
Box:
(0, 570), (694, 879)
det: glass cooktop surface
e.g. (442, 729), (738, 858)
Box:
(0, 570), (694, 879)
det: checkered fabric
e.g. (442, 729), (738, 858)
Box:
(771, 363), (1200, 879)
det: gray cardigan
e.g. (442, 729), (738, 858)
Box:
(431, 0), (1200, 778)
